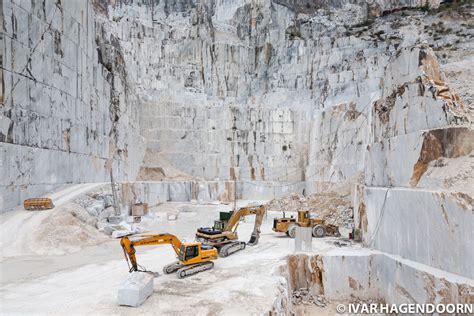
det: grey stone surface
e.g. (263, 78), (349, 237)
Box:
(295, 227), (312, 252)
(117, 272), (154, 307)
(284, 252), (473, 308)
(0, 0), (145, 211)
(321, 252), (473, 303)
(118, 180), (306, 209)
(361, 187), (473, 278)
(1, 0), (472, 286)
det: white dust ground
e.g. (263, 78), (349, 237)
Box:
(0, 193), (360, 315)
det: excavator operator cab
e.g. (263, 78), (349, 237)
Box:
(179, 244), (199, 262)
(213, 220), (226, 231)
(184, 245), (199, 261)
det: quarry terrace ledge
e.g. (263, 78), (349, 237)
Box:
(118, 180), (306, 204)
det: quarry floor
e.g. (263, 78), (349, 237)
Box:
(0, 188), (363, 315)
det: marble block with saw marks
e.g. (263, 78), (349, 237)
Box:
(117, 272), (154, 307)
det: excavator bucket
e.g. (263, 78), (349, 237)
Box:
(247, 231), (260, 246)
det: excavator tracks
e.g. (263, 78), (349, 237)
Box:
(176, 261), (214, 279)
(219, 241), (246, 257)
(163, 261), (183, 274)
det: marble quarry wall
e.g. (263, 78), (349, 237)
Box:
(1, 0), (472, 287)
(102, 0), (471, 188)
(355, 47), (473, 279)
(0, 0), (144, 211)
(101, 0), (473, 280)
(118, 180), (305, 207)
(103, 0), (318, 183)
(273, 253), (474, 314)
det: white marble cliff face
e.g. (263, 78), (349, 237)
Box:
(1, 0), (472, 278)
(102, 0), (472, 278)
(0, 0), (145, 210)
(102, 0), (471, 186)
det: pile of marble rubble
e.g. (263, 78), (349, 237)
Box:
(266, 192), (353, 227)
(74, 190), (142, 238)
(292, 288), (328, 307)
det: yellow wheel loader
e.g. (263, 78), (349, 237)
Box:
(272, 210), (340, 238)
(120, 233), (218, 279)
(195, 205), (266, 257)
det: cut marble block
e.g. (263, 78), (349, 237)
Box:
(295, 227), (313, 252)
(117, 272), (154, 307)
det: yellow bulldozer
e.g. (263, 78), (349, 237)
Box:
(120, 233), (218, 278)
(195, 205), (266, 257)
(272, 210), (340, 238)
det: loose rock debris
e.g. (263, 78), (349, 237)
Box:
(332, 240), (353, 247)
(266, 192), (354, 228)
(74, 188), (142, 237)
(292, 288), (328, 307)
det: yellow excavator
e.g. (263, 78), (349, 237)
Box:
(120, 233), (218, 279)
(195, 205), (266, 257)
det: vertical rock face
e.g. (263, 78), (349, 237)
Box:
(0, 0), (472, 282)
(102, 0), (472, 188)
(280, 253), (473, 308)
(105, 0), (316, 182)
(357, 45), (473, 278)
(0, 0), (144, 211)
(99, 0), (472, 279)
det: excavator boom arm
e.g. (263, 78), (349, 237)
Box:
(248, 206), (265, 245)
(223, 205), (266, 245)
(120, 234), (183, 272)
(224, 205), (265, 231)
